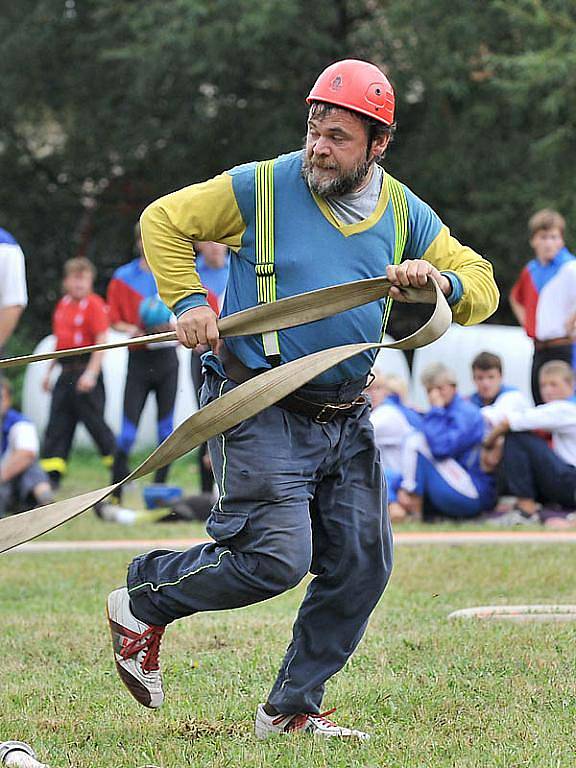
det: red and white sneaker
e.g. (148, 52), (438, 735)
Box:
(106, 587), (165, 708)
(254, 704), (370, 740)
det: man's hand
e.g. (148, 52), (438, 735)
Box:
(176, 305), (220, 350)
(483, 419), (510, 450)
(386, 260), (451, 302)
(76, 370), (98, 393)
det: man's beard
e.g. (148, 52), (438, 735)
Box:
(301, 149), (372, 198)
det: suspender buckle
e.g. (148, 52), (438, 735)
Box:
(255, 262), (275, 277)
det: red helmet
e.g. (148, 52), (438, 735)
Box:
(306, 59), (395, 126)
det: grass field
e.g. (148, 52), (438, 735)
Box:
(2, 453), (576, 766)
(42, 449), (207, 542)
(2, 544), (576, 767)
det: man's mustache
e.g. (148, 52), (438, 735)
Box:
(309, 160), (339, 170)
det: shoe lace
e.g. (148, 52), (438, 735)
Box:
(120, 625), (165, 672)
(275, 707), (338, 732)
(308, 707), (338, 728)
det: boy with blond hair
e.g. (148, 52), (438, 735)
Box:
(40, 257), (115, 488)
(509, 209), (576, 404)
(368, 371), (422, 521)
(484, 360), (576, 521)
(398, 363), (497, 520)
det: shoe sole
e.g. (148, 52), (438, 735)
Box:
(106, 594), (160, 709)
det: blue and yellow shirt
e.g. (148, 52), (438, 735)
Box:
(141, 150), (499, 385)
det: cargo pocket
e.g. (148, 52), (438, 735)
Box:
(206, 509), (249, 544)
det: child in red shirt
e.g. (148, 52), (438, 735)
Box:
(40, 258), (116, 487)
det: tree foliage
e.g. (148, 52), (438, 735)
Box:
(1, 0), (575, 338)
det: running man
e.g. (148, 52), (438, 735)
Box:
(106, 59), (499, 738)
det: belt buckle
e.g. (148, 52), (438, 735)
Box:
(315, 402), (340, 424)
(314, 395), (366, 424)
(314, 401), (351, 424)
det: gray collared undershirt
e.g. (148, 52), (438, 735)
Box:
(324, 164), (384, 225)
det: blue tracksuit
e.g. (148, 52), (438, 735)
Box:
(416, 394), (496, 516)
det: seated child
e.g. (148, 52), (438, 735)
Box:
(0, 376), (53, 517)
(368, 371), (422, 520)
(468, 351), (530, 429)
(484, 360), (576, 522)
(398, 363), (497, 520)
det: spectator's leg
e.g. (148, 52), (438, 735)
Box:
(397, 431), (430, 518)
(152, 349), (178, 485)
(12, 463), (53, 513)
(531, 347), (544, 405)
(191, 351), (213, 492)
(76, 374), (116, 463)
(416, 452), (483, 518)
(0, 482), (14, 518)
(502, 432), (576, 508)
(384, 467), (405, 522)
(111, 353), (150, 500)
(40, 370), (78, 487)
(399, 431), (429, 493)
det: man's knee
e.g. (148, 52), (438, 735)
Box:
(256, 544), (312, 594)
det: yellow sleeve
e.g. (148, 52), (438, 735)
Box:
(423, 225), (500, 325)
(139, 172), (245, 310)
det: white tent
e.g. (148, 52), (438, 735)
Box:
(411, 324), (533, 409)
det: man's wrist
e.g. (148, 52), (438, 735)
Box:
(173, 293), (209, 318)
(440, 271), (464, 306)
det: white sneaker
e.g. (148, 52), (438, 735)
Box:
(254, 704), (370, 740)
(492, 508), (539, 527)
(106, 587), (165, 708)
(0, 741), (48, 767)
(95, 502), (139, 524)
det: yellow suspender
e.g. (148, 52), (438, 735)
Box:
(255, 164), (408, 356)
(381, 175), (409, 336)
(255, 159), (281, 366)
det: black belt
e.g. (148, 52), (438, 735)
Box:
(534, 337), (572, 351)
(220, 346), (367, 423)
(59, 354), (90, 371)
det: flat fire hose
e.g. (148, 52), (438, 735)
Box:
(0, 276), (451, 554)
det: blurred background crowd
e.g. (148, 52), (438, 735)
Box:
(2, 0), (576, 527)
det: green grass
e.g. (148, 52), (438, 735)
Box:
(1, 543), (575, 767)
(42, 448), (207, 542)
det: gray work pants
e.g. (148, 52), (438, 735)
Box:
(127, 364), (393, 714)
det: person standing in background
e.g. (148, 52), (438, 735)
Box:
(190, 241), (229, 495)
(40, 258), (115, 488)
(102, 223), (179, 514)
(509, 209), (576, 404)
(0, 228), (28, 356)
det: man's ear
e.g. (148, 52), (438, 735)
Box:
(370, 133), (391, 162)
